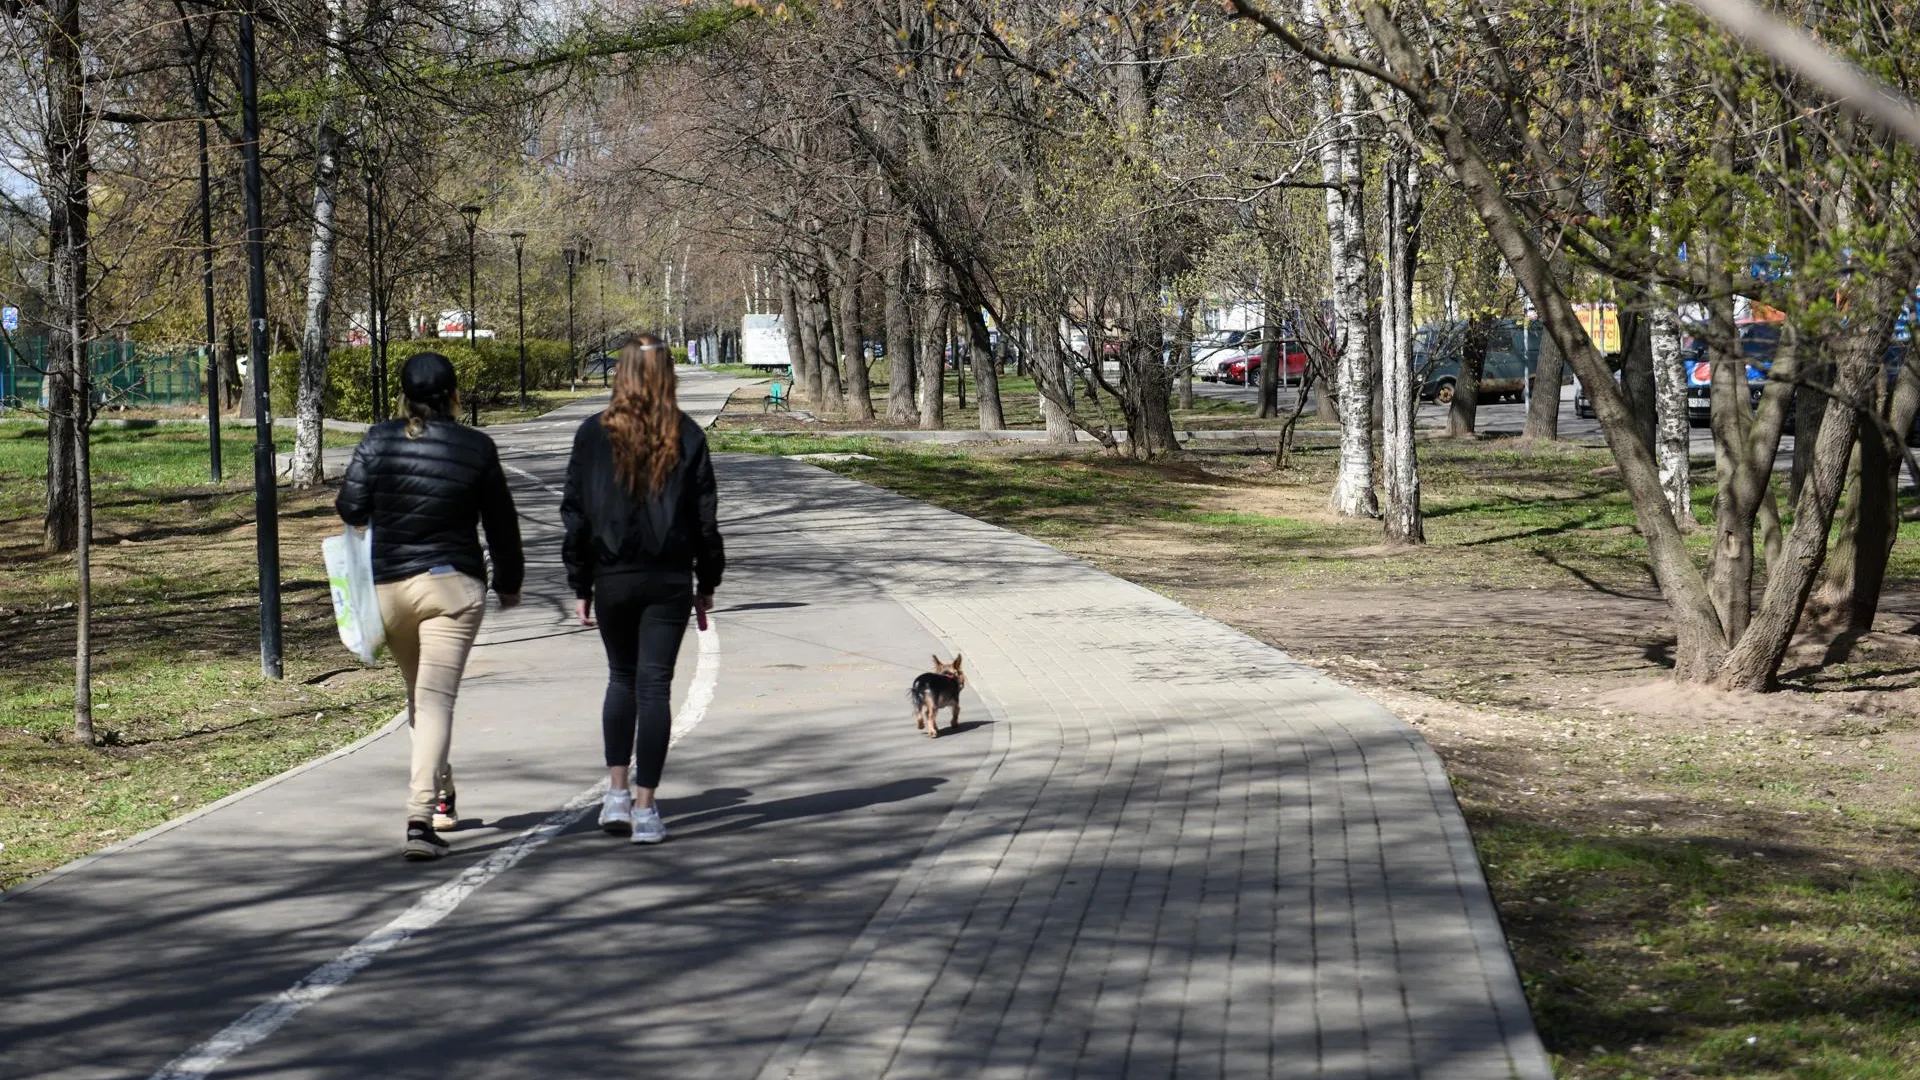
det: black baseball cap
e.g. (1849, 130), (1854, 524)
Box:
(400, 352), (457, 400)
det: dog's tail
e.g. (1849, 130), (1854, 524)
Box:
(909, 680), (928, 713)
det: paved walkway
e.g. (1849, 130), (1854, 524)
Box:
(0, 370), (1550, 1079)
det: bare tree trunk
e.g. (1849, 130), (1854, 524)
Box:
(780, 275), (808, 385)
(71, 334), (93, 745)
(221, 327), (243, 411)
(1618, 304), (1659, 452)
(292, 130), (342, 486)
(1257, 315), (1281, 418)
(1649, 306), (1692, 525)
(1704, 289), (1755, 644)
(1175, 300), (1195, 410)
(1523, 319), (1564, 441)
(1805, 357), (1920, 639)
(916, 255), (945, 429)
(1449, 314), (1490, 436)
(1322, 68), (1377, 516)
(964, 303), (1005, 430)
(1716, 307), (1897, 689)
(1116, 296), (1178, 457)
(808, 269), (843, 413)
(291, 0), (346, 488)
(1381, 143), (1424, 545)
(42, 0), (85, 554)
(1035, 313), (1076, 443)
(1313, 366), (1338, 421)
(1791, 339), (1829, 504)
(837, 222), (875, 421)
(884, 250), (917, 424)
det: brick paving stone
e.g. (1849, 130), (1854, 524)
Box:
(738, 455), (1552, 1080)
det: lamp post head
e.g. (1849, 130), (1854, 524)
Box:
(563, 246), (580, 269)
(459, 204), (482, 233)
(509, 230), (527, 254)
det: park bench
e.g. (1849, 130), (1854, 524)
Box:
(763, 381), (791, 412)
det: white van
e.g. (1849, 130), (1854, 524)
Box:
(741, 313), (789, 369)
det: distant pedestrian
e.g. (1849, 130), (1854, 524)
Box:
(337, 352), (524, 861)
(562, 333), (723, 845)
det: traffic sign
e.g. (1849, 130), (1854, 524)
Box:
(1, 307), (16, 333)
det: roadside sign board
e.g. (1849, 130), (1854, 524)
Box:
(1, 307), (16, 333)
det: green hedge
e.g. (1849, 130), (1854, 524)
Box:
(272, 338), (576, 423)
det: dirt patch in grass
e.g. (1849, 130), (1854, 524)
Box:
(0, 425), (406, 889)
(780, 435), (1920, 1078)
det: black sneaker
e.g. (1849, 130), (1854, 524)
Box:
(403, 819), (450, 861)
(432, 793), (457, 832)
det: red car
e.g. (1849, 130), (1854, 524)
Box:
(1224, 347), (1308, 386)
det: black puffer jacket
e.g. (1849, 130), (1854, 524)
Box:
(336, 419), (525, 594)
(561, 411), (724, 600)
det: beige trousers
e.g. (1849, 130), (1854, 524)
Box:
(377, 569), (486, 820)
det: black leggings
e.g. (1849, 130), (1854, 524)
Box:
(594, 572), (693, 788)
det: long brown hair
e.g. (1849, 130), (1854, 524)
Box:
(602, 333), (679, 494)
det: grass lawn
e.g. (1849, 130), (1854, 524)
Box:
(467, 387), (609, 427)
(709, 430), (1920, 1079)
(712, 367), (1309, 433)
(696, 363), (778, 379)
(0, 421), (406, 889)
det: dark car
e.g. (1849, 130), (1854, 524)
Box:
(1683, 320), (1780, 426)
(1417, 318), (1543, 403)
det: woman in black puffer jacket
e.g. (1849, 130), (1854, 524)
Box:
(337, 352), (523, 861)
(561, 334), (723, 846)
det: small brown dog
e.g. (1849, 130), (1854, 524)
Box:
(910, 654), (965, 738)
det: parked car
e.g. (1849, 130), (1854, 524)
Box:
(1683, 319), (1781, 426)
(1685, 334), (1920, 445)
(1417, 318), (1543, 403)
(1223, 344), (1308, 386)
(1193, 330), (1252, 381)
(1205, 330), (1274, 381)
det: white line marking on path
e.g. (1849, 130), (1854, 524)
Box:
(503, 462), (564, 498)
(150, 622), (723, 1080)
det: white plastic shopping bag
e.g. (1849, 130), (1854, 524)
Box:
(323, 525), (385, 664)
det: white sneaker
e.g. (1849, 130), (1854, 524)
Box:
(630, 805), (667, 845)
(598, 789), (634, 835)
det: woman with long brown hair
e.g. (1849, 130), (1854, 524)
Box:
(560, 334), (723, 844)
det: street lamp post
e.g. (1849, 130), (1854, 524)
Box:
(460, 204), (482, 347)
(238, 8), (281, 679)
(510, 231), (528, 408)
(563, 245), (580, 382)
(596, 256), (609, 386)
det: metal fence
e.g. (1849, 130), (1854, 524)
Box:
(0, 339), (208, 412)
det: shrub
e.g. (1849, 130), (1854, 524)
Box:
(272, 338), (580, 423)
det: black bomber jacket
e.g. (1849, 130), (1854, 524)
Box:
(335, 419), (525, 595)
(560, 411), (724, 600)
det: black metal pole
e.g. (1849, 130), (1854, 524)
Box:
(565, 252), (577, 382)
(465, 221), (477, 348)
(512, 233), (527, 407)
(366, 167), (380, 422)
(197, 118), (221, 483)
(597, 257), (608, 387)
(373, 183), (387, 421)
(239, 9), (281, 679)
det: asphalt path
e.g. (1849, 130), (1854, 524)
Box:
(0, 374), (995, 1079)
(0, 370), (1551, 1079)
